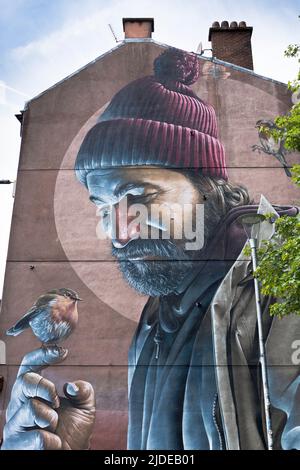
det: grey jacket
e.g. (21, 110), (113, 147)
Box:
(211, 246), (300, 449)
(128, 203), (300, 450)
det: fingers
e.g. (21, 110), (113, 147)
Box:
(17, 346), (68, 378)
(63, 380), (95, 410)
(6, 398), (58, 433)
(2, 347), (68, 450)
(2, 429), (62, 450)
(7, 373), (60, 422)
(2, 399), (61, 450)
(6, 346), (66, 421)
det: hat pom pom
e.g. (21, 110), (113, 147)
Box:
(154, 48), (200, 85)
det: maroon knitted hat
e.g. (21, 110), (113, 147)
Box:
(75, 48), (228, 185)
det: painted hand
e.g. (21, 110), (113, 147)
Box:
(1, 347), (95, 450)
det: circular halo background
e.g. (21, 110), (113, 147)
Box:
(54, 104), (147, 323)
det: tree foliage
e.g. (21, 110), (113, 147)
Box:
(251, 162), (300, 318)
(252, 43), (300, 318)
(259, 43), (300, 152)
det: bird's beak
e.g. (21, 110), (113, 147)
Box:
(75, 297), (83, 301)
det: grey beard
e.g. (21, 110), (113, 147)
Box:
(112, 239), (197, 296)
(111, 195), (224, 296)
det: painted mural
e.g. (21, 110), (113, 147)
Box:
(1, 47), (300, 450)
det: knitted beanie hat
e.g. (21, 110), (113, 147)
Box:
(75, 48), (227, 185)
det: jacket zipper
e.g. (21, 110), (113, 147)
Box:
(154, 323), (163, 359)
(212, 393), (224, 450)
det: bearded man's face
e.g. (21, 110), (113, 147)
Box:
(86, 167), (209, 296)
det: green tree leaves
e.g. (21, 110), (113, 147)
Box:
(260, 43), (300, 153)
(253, 40), (300, 318)
(253, 167), (300, 317)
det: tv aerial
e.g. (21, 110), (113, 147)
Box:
(196, 41), (212, 56)
(108, 24), (120, 43)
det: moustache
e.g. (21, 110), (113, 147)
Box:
(111, 238), (190, 261)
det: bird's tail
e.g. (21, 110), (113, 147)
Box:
(6, 318), (30, 336)
(6, 325), (24, 336)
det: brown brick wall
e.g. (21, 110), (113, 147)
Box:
(210, 29), (254, 70)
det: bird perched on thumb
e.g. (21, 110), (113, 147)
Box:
(6, 288), (82, 346)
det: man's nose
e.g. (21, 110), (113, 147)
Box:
(112, 204), (140, 248)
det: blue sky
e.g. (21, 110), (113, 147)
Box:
(1, 0), (299, 96)
(0, 1), (67, 49)
(0, 0), (299, 296)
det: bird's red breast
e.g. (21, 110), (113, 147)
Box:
(51, 296), (79, 329)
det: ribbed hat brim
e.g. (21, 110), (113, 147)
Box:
(75, 118), (228, 185)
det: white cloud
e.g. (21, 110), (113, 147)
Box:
(0, 104), (22, 297)
(0, 82), (5, 105)
(0, 186), (14, 298)
(7, 0), (300, 100)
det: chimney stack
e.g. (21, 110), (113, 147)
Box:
(208, 21), (253, 70)
(123, 18), (154, 39)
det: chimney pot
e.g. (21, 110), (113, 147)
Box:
(221, 21), (229, 29)
(122, 18), (154, 39)
(208, 21), (253, 70)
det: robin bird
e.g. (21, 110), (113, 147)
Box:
(6, 288), (82, 346)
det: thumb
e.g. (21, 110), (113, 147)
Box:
(63, 381), (95, 410)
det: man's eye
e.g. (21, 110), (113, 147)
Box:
(135, 192), (159, 203)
